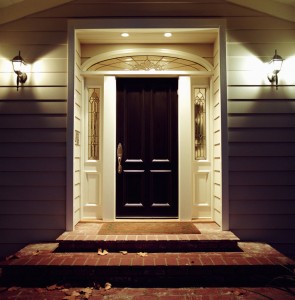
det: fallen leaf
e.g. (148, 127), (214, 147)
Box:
(105, 282), (112, 290)
(80, 287), (93, 294)
(80, 287), (93, 298)
(5, 254), (20, 260)
(32, 250), (40, 256)
(8, 287), (21, 292)
(71, 291), (81, 297)
(234, 290), (246, 296)
(63, 289), (72, 296)
(137, 252), (148, 257)
(120, 251), (128, 255)
(97, 249), (108, 256)
(63, 296), (77, 300)
(47, 284), (58, 291)
(35, 288), (44, 293)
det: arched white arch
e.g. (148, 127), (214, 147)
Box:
(81, 48), (213, 72)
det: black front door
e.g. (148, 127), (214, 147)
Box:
(116, 78), (178, 217)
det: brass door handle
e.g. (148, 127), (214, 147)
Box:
(117, 143), (123, 174)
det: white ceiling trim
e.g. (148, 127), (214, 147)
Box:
(0, 0), (73, 25)
(227, 0), (295, 22)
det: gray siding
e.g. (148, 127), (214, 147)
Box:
(227, 16), (295, 253)
(0, 17), (68, 258)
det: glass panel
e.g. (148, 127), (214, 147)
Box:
(87, 55), (206, 71)
(88, 88), (100, 160)
(194, 88), (206, 160)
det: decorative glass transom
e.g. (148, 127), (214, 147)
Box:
(87, 55), (207, 71)
(194, 88), (207, 160)
(88, 88), (100, 160)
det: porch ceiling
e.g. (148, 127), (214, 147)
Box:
(0, 0), (294, 25)
(77, 28), (218, 44)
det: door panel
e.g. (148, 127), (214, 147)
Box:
(116, 78), (178, 217)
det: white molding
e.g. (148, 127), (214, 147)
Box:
(81, 71), (213, 77)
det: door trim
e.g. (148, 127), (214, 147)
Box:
(67, 18), (228, 229)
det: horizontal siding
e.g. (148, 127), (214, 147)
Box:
(227, 13), (295, 246)
(0, 12), (67, 259)
(0, 186), (65, 201)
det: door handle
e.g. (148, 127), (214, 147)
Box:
(117, 143), (123, 174)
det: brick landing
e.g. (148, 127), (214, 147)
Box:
(56, 222), (240, 252)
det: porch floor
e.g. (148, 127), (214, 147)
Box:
(57, 221), (238, 242)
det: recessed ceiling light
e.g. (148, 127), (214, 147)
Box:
(121, 33), (129, 37)
(164, 32), (172, 38)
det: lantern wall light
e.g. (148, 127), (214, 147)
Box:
(267, 49), (284, 90)
(11, 51), (27, 91)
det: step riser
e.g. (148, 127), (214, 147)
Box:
(1, 265), (293, 287)
(57, 240), (240, 253)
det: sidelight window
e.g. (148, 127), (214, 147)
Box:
(194, 88), (207, 160)
(88, 88), (100, 160)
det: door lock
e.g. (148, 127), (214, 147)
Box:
(117, 143), (123, 174)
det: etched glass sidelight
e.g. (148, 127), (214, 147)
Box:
(88, 88), (100, 160)
(194, 88), (206, 160)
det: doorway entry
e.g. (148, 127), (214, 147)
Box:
(116, 78), (178, 218)
(68, 20), (228, 229)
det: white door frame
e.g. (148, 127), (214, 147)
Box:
(101, 75), (193, 221)
(67, 18), (229, 230)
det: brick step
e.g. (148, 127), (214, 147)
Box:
(57, 239), (240, 253)
(1, 242), (294, 288)
(56, 222), (241, 253)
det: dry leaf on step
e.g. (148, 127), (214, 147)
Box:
(8, 287), (20, 292)
(97, 249), (108, 256)
(137, 252), (148, 257)
(80, 287), (93, 294)
(234, 290), (247, 296)
(5, 254), (20, 260)
(63, 296), (77, 300)
(46, 284), (63, 291)
(120, 251), (128, 255)
(105, 282), (112, 290)
(71, 291), (81, 297)
(80, 287), (93, 299)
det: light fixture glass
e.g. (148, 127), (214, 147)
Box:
(164, 32), (172, 38)
(121, 33), (129, 37)
(267, 49), (283, 90)
(11, 50), (27, 91)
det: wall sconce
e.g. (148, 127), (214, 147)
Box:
(11, 51), (27, 91)
(267, 50), (283, 90)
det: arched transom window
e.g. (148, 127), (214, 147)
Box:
(87, 55), (208, 71)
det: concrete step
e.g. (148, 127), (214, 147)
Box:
(1, 242), (294, 288)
